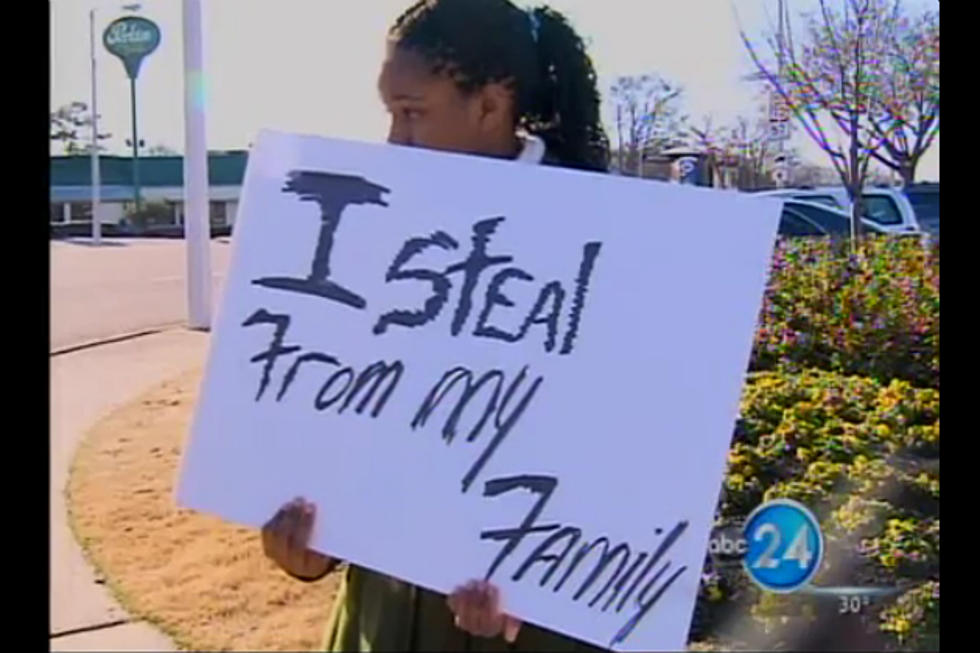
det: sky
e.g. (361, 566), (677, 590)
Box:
(50, 0), (938, 180)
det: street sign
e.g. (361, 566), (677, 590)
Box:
(767, 121), (790, 142)
(103, 16), (161, 80)
(769, 89), (790, 123)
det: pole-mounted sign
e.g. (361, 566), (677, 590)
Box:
(104, 16), (161, 213)
(103, 16), (160, 78)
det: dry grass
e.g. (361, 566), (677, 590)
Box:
(66, 368), (341, 651)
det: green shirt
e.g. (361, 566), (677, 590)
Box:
(323, 565), (608, 652)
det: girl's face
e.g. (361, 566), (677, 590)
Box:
(377, 44), (518, 158)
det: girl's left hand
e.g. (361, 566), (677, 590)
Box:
(447, 579), (522, 642)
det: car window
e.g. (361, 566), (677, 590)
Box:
(791, 194), (842, 210)
(861, 195), (903, 225)
(788, 203), (850, 234)
(779, 208), (828, 236)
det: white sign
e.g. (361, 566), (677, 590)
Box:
(178, 131), (780, 651)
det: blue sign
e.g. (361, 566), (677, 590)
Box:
(742, 498), (824, 593)
(676, 156), (701, 185)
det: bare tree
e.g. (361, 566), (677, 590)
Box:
(739, 0), (903, 241)
(50, 101), (111, 155)
(687, 103), (789, 190)
(792, 161), (841, 187)
(867, 8), (939, 185)
(730, 114), (781, 189)
(609, 75), (686, 175)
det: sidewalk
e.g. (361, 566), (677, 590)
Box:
(51, 329), (211, 651)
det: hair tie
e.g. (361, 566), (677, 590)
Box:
(527, 8), (540, 43)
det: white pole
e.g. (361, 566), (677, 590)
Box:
(775, 0), (786, 189)
(182, 0), (211, 329)
(90, 9), (102, 245)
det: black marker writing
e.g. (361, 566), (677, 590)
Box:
(242, 309), (301, 401)
(518, 281), (565, 353)
(243, 313), (402, 419)
(473, 267), (535, 342)
(560, 242), (602, 355)
(411, 365), (544, 493)
(278, 352), (340, 401)
(374, 231), (459, 335)
(444, 217), (513, 336)
(480, 475), (561, 581)
(479, 474), (690, 646)
(253, 171), (390, 309)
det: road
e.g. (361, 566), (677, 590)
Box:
(50, 238), (232, 352)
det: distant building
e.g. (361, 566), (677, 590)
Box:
(49, 151), (247, 227)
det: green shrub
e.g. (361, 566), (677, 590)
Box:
(751, 236), (939, 388)
(123, 201), (173, 229)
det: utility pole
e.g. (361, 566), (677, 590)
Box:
(89, 8), (102, 244)
(183, 0), (212, 329)
(775, 0), (786, 188)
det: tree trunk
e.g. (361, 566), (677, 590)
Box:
(850, 188), (865, 252)
(900, 162), (915, 186)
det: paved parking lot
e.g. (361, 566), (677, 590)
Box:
(50, 238), (231, 351)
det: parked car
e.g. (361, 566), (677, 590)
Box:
(776, 199), (930, 248)
(758, 186), (923, 236)
(903, 183), (939, 238)
(778, 199), (886, 237)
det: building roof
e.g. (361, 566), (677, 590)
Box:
(50, 151), (248, 188)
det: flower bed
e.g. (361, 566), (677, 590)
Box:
(750, 236), (939, 389)
(690, 235), (940, 651)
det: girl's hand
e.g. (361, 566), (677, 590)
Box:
(260, 497), (335, 580)
(447, 580), (522, 642)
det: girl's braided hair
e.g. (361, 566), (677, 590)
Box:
(389, 0), (610, 172)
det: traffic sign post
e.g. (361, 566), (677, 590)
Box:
(767, 88), (791, 186)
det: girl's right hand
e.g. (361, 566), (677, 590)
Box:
(261, 497), (335, 580)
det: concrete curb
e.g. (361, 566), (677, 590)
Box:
(50, 324), (207, 357)
(51, 330), (211, 650)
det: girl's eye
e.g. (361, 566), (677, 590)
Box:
(402, 108), (422, 120)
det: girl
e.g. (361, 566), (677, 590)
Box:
(262, 1), (610, 649)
